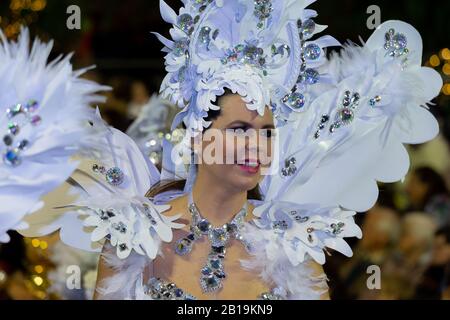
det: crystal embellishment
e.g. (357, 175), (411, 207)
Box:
(329, 90), (361, 134)
(106, 167), (125, 186)
(145, 277), (197, 300)
(283, 92), (305, 110)
(174, 193), (248, 294)
(254, 0), (273, 29)
(300, 19), (316, 39)
(2, 100), (41, 167)
(281, 157), (297, 177)
(384, 28), (409, 58)
(92, 164), (125, 187)
(178, 14), (195, 35)
(305, 43), (321, 60)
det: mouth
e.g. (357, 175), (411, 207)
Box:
(237, 159), (261, 174)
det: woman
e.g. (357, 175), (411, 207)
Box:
(4, 0), (441, 301)
(94, 90), (329, 300)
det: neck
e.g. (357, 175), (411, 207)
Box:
(191, 173), (248, 226)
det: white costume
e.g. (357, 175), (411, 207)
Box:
(0, 0), (442, 299)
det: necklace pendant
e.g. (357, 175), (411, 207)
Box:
(200, 251), (227, 293)
(208, 225), (230, 247)
(175, 237), (193, 256)
(178, 193), (249, 294)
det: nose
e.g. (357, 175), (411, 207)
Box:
(245, 130), (259, 160)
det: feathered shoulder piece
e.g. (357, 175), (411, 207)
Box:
(20, 115), (186, 260)
(246, 20), (441, 268)
(0, 28), (109, 242)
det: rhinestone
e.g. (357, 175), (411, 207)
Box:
(8, 123), (20, 135)
(3, 149), (21, 167)
(174, 288), (184, 298)
(209, 258), (222, 270)
(212, 246), (226, 255)
(314, 130), (320, 139)
(212, 29), (219, 40)
(118, 243), (128, 252)
(199, 26), (211, 45)
(305, 43), (321, 60)
(273, 220), (289, 230)
(338, 108), (354, 124)
(201, 266), (213, 276)
(214, 270), (226, 279)
(175, 238), (192, 256)
(209, 227), (230, 247)
(225, 223), (237, 233)
(105, 167), (124, 186)
(200, 275), (221, 292)
(112, 222), (127, 233)
(197, 219), (211, 234)
(17, 140), (29, 150)
(148, 278), (163, 291)
(303, 68), (319, 85)
(99, 209), (115, 220)
(178, 14), (194, 35)
(285, 92), (305, 110)
(351, 92), (361, 105)
(393, 33), (407, 50)
(6, 104), (23, 118)
(321, 114), (330, 123)
(173, 39), (189, 57)
(3, 135), (13, 146)
(242, 45), (259, 63)
(186, 233), (196, 241)
(25, 100), (39, 113)
(260, 293), (270, 300)
(301, 19), (316, 38)
(30, 115), (42, 126)
(167, 283), (176, 290)
(307, 227), (314, 233)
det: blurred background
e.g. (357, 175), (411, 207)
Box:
(0, 0), (449, 300)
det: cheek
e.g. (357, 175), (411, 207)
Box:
(258, 137), (274, 165)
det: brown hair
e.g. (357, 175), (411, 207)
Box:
(145, 179), (262, 200)
(146, 88), (262, 201)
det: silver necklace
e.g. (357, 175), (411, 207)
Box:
(174, 192), (249, 293)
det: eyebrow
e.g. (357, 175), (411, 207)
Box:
(226, 120), (275, 129)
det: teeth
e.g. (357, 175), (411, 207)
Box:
(245, 162), (258, 168)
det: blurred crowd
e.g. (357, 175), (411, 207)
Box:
(1, 72), (450, 300)
(326, 139), (450, 299)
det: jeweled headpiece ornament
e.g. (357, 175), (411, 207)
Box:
(154, 0), (340, 136)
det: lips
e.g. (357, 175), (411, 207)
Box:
(237, 159), (260, 174)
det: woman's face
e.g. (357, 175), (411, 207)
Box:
(195, 94), (276, 193)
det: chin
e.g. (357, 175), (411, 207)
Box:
(227, 165), (261, 191)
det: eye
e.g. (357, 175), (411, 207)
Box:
(259, 129), (277, 138)
(228, 126), (248, 136)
